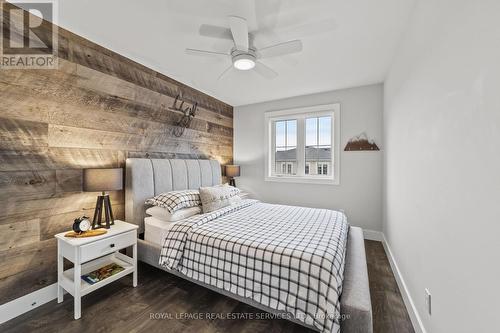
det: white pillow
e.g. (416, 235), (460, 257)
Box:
(145, 206), (201, 222)
(199, 184), (241, 213)
(144, 190), (201, 213)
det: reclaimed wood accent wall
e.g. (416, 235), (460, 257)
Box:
(0, 6), (233, 303)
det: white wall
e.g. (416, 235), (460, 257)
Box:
(384, 1), (500, 332)
(234, 84), (383, 231)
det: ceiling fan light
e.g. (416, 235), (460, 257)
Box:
(233, 54), (256, 70)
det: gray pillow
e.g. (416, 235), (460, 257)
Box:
(199, 184), (241, 213)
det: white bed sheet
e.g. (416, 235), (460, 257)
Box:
(144, 216), (181, 246)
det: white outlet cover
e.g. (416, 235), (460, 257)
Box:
(425, 288), (432, 315)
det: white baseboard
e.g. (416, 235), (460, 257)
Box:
(365, 231), (427, 333)
(0, 283), (57, 324)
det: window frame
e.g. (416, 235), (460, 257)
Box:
(264, 103), (341, 185)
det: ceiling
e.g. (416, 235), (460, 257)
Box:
(33, 0), (415, 106)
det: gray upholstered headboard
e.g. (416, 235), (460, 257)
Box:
(125, 158), (222, 234)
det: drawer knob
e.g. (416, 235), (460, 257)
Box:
(110, 243), (115, 248)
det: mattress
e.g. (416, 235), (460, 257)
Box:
(159, 199), (349, 333)
(144, 216), (180, 247)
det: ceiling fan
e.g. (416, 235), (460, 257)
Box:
(185, 16), (303, 80)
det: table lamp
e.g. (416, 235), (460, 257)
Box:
(225, 165), (240, 187)
(83, 168), (123, 229)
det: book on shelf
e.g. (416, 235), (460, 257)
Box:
(81, 263), (125, 285)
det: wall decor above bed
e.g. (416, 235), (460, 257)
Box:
(169, 94), (198, 137)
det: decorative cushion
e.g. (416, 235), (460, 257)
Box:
(145, 190), (201, 213)
(145, 206), (201, 222)
(199, 184), (242, 213)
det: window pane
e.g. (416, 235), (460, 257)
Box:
(286, 120), (297, 147)
(318, 116), (331, 146)
(306, 118), (317, 146)
(275, 119), (297, 175)
(275, 121), (285, 147)
(305, 116), (332, 176)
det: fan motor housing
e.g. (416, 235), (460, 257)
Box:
(231, 48), (256, 70)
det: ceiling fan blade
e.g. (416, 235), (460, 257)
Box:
(185, 48), (229, 58)
(257, 40), (303, 59)
(218, 65), (234, 80)
(254, 62), (278, 79)
(228, 16), (249, 51)
(199, 24), (232, 40)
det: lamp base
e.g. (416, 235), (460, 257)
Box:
(229, 178), (236, 187)
(92, 193), (115, 229)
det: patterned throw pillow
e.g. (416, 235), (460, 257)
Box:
(145, 190), (201, 213)
(199, 184), (242, 213)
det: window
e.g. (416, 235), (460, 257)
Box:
(307, 116), (331, 176)
(265, 104), (340, 184)
(274, 120), (297, 175)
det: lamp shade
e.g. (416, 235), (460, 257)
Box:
(225, 165), (240, 178)
(83, 168), (123, 192)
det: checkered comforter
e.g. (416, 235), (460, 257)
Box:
(159, 199), (349, 333)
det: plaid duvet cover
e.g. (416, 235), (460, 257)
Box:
(159, 199), (349, 333)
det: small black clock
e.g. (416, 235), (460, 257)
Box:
(73, 216), (92, 233)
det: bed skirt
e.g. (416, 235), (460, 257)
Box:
(137, 226), (373, 333)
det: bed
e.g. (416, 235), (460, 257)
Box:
(125, 158), (372, 333)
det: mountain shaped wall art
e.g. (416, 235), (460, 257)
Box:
(344, 132), (380, 151)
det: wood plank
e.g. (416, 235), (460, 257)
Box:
(0, 148), (52, 172)
(55, 169), (82, 193)
(0, 148), (125, 172)
(0, 170), (56, 201)
(0, 83), (49, 123)
(46, 148), (126, 170)
(0, 260), (57, 305)
(0, 219), (40, 251)
(125, 151), (232, 164)
(0, 239), (57, 304)
(45, 102), (232, 145)
(48, 125), (233, 157)
(0, 239), (56, 280)
(0, 191), (124, 221)
(0, 118), (48, 149)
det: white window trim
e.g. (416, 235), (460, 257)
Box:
(264, 103), (341, 185)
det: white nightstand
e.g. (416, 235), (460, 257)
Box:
(55, 220), (138, 319)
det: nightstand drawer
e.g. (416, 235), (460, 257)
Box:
(80, 231), (136, 263)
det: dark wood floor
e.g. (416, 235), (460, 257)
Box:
(1, 240), (414, 333)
